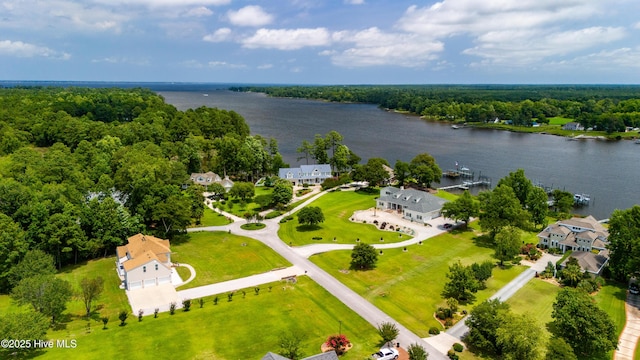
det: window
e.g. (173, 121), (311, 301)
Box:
(155, 264), (158, 271)
(143, 266), (146, 273)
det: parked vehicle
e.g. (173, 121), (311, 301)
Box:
(371, 347), (399, 360)
(630, 283), (639, 295)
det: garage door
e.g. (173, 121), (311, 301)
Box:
(129, 281), (142, 290)
(158, 276), (171, 285)
(144, 279), (156, 288)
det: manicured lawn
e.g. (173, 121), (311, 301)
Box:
(173, 231), (291, 289)
(190, 207), (232, 227)
(548, 116), (574, 125)
(38, 277), (379, 360)
(240, 222), (266, 230)
(279, 190), (412, 246)
(217, 187), (273, 217)
(594, 281), (628, 336)
(310, 224), (525, 336)
(507, 278), (561, 324)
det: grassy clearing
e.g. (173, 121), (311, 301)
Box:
(310, 223), (525, 336)
(217, 187), (273, 217)
(190, 207), (232, 227)
(172, 231), (290, 289)
(507, 278), (561, 324)
(37, 277), (379, 360)
(548, 116), (574, 125)
(278, 190), (412, 246)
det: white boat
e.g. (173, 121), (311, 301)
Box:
(203, 94), (209, 96)
(451, 125), (460, 129)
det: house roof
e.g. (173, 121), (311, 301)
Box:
(117, 233), (171, 265)
(122, 250), (170, 272)
(261, 352), (289, 360)
(378, 186), (448, 214)
(560, 216), (608, 234)
(562, 251), (609, 274)
(261, 351), (338, 360)
(279, 164), (332, 180)
(190, 171), (221, 185)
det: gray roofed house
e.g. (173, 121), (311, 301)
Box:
(261, 352), (290, 360)
(376, 186), (449, 223)
(537, 215), (608, 253)
(560, 250), (610, 276)
(189, 172), (234, 192)
(279, 164), (332, 186)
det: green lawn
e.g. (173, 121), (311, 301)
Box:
(507, 278), (561, 324)
(279, 190), (412, 246)
(190, 207), (232, 227)
(548, 116), (574, 125)
(37, 277), (380, 360)
(172, 231), (291, 289)
(218, 187), (274, 217)
(310, 224), (525, 336)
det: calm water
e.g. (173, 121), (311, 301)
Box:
(159, 89), (640, 219)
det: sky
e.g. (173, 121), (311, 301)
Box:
(1, 0), (640, 84)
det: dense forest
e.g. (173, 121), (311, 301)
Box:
(232, 85), (640, 132)
(0, 87), (288, 291)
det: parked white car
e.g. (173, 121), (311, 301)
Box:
(371, 347), (399, 360)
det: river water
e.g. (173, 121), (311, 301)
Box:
(158, 89), (640, 220)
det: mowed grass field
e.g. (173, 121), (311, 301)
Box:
(310, 223), (525, 336)
(36, 277), (380, 360)
(172, 231), (291, 289)
(190, 207), (232, 227)
(279, 190), (412, 246)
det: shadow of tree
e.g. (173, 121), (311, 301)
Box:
(296, 225), (322, 232)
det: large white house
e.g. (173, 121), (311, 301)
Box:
(278, 164), (332, 186)
(116, 234), (173, 290)
(537, 216), (608, 253)
(190, 171), (234, 192)
(376, 186), (448, 223)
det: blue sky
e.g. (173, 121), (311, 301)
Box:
(1, 0), (639, 84)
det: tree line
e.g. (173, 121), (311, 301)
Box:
(233, 85), (640, 133)
(0, 87), (289, 292)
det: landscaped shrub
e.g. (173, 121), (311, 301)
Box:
(169, 302), (176, 315)
(325, 334), (351, 355)
(453, 343), (464, 352)
(182, 299), (191, 311)
(436, 310), (446, 320)
(444, 319), (453, 327)
(429, 327), (440, 335)
(138, 309), (144, 321)
(447, 349), (459, 359)
(118, 310), (128, 326)
(265, 211), (282, 219)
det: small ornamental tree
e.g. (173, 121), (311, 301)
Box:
(118, 310), (128, 326)
(377, 322), (400, 347)
(325, 334), (351, 355)
(350, 243), (378, 270)
(407, 343), (429, 360)
(297, 206), (325, 227)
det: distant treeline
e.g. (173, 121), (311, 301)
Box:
(232, 85), (640, 133)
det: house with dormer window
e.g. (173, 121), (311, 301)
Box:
(116, 234), (173, 290)
(537, 216), (608, 253)
(376, 186), (448, 223)
(278, 164), (332, 185)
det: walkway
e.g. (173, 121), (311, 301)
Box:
(614, 292), (640, 360)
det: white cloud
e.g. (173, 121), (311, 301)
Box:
(91, 0), (230, 7)
(0, 40), (70, 59)
(344, 0), (365, 4)
(634, 22), (640, 30)
(227, 5), (274, 27)
(91, 56), (149, 65)
(331, 27), (443, 67)
(257, 64), (273, 69)
(203, 28), (232, 42)
(242, 28), (331, 50)
(208, 61), (246, 69)
(396, 0), (622, 66)
(550, 47), (640, 70)
(184, 7), (213, 17)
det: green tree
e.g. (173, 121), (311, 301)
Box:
(0, 213), (28, 292)
(545, 338), (577, 360)
(377, 322), (400, 348)
(494, 226), (522, 266)
(409, 153), (442, 188)
(470, 261), (494, 286)
(559, 257), (583, 287)
(0, 312), (50, 355)
(352, 157), (390, 186)
(8, 249), (56, 288)
(11, 275), (73, 323)
(443, 261), (479, 301)
(312, 134), (329, 164)
(325, 130), (344, 173)
(297, 206), (325, 227)
(229, 182), (255, 201)
(350, 243), (378, 270)
(527, 186), (549, 228)
(465, 299), (511, 353)
(80, 276), (104, 318)
(552, 189), (574, 214)
(440, 190), (478, 227)
(496, 313), (546, 360)
(119, 310), (129, 326)
(479, 185), (529, 238)
(497, 169), (533, 208)
(394, 160), (411, 187)
(407, 343), (429, 360)
(279, 331), (304, 360)
(551, 288), (617, 358)
(208, 182), (226, 197)
(607, 205), (640, 281)
(271, 180), (293, 207)
(296, 140), (313, 165)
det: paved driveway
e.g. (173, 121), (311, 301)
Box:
(615, 292), (640, 360)
(127, 283), (179, 315)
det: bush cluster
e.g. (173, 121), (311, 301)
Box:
(428, 327), (440, 335)
(279, 215), (295, 224)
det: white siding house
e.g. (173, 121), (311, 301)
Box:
(116, 234), (173, 290)
(376, 186), (448, 223)
(278, 164), (332, 186)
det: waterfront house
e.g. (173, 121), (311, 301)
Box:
(116, 234), (173, 290)
(190, 172), (234, 192)
(559, 251), (609, 276)
(278, 164), (332, 186)
(562, 122), (584, 131)
(376, 186), (448, 223)
(537, 216), (608, 253)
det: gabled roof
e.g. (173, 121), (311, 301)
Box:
(378, 186), (448, 213)
(279, 164), (332, 180)
(560, 216), (608, 234)
(562, 251), (609, 274)
(261, 352), (289, 360)
(122, 250), (170, 272)
(117, 233), (171, 264)
(261, 351), (339, 360)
